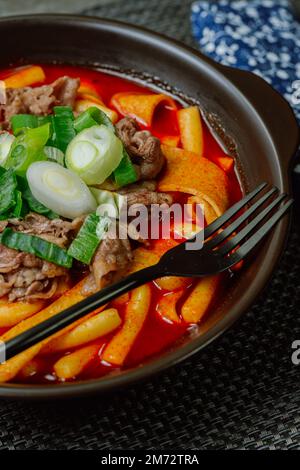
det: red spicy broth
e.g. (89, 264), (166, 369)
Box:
(0, 64), (242, 384)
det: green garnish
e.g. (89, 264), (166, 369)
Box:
(65, 125), (123, 185)
(68, 213), (110, 264)
(4, 124), (50, 176)
(23, 187), (58, 219)
(74, 106), (114, 134)
(51, 106), (76, 152)
(0, 168), (18, 214)
(0, 228), (73, 268)
(44, 146), (65, 166)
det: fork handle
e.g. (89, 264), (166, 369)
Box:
(3, 264), (162, 362)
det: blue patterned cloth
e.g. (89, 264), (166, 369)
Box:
(191, 0), (300, 123)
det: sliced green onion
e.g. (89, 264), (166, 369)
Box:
(0, 168), (17, 214)
(10, 114), (38, 135)
(74, 106), (114, 134)
(37, 114), (54, 146)
(54, 106), (74, 117)
(91, 187), (126, 219)
(20, 199), (29, 218)
(92, 188), (117, 218)
(0, 132), (15, 166)
(44, 146), (65, 166)
(52, 106), (76, 153)
(22, 183), (58, 220)
(113, 147), (138, 187)
(37, 116), (52, 127)
(27, 161), (97, 219)
(68, 213), (103, 264)
(0, 228), (72, 268)
(37, 116), (56, 146)
(65, 125), (123, 185)
(96, 215), (111, 240)
(10, 114), (55, 145)
(5, 124), (50, 176)
(11, 190), (23, 217)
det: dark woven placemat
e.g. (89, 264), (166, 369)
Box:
(1, 0), (300, 450)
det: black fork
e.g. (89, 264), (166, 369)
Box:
(1, 183), (293, 362)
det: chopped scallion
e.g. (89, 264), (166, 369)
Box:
(44, 146), (65, 166)
(0, 133), (15, 166)
(65, 125), (123, 185)
(74, 106), (114, 134)
(0, 228), (73, 268)
(68, 213), (110, 264)
(52, 106), (76, 152)
(4, 124), (50, 176)
(113, 147), (138, 187)
(96, 215), (111, 240)
(37, 115), (56, 146)
(22, 184), (58, 220)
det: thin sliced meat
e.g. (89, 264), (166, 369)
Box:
(116, 117), (165, 180)
(22, 253), (43, 268)
(0, 243), (68, 302)
(2, 86), (54, 122)
(9, 213), (84, 248)
(81, 274), (98, 297)
(0, 76), (80, 126)
(41, 261), (67, 278)
(0, 213), (76, 302)
(0, 263), (67, 303)
(9, 267), (45, 288)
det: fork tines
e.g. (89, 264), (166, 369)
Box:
(204, 182), (292, 268)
